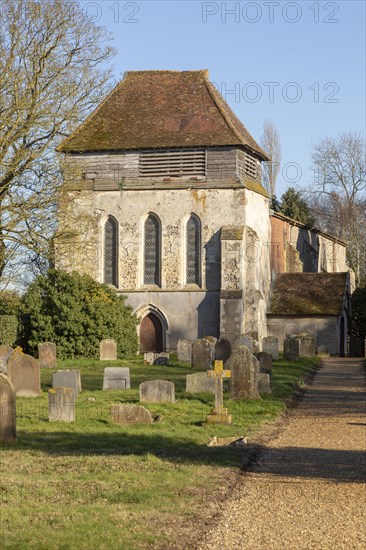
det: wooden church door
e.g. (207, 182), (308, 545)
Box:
(140, 313), (163, 353)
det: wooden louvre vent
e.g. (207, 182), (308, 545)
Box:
(139, 148), (206, 177)
(244, 153), (259, 179)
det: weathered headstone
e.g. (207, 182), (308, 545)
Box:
(7, 350), (41, 397)
(228, 345), (260, 400)
(144, 352), (170, 365)
(284, 337), (300, 362)
(185, 372), (215, 394)
(192, 338), (212, 370)
(237, 335), (253, 353)
(258, 373), (272, 394)
(0, 345), (14, 374)
(103, 367), (130, 390)
(52, 370), (81, 399)
(111, 404), (153, 425)
(48, 387), (75, 422)
(205, 360), (232, 424)
(0, 374), (17, 443)
(139, 380), (175, 403)
(255, 352), (273, 377)
(99, 339), (117, 361)
(296, 334), (317, 356)
(38, 342), (57, 369)
(214, 338), (231, 364)
(262, 336), (279, 360)
(177, 340), (192, 363)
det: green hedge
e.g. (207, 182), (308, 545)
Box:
(0, 315), (18, 346)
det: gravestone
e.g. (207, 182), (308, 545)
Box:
(255, 352), (273, 377)
(177, 340), (192, 363)
(186, 372), (215, 394)
(139, 380), (175, 403)
(103, 367), (130, 390)
(317, 345), (330, 357)
(296, 334), (317, 356)
(205, 360), (232, 424)
(48, 387), (75, 422)
(284, 337), (300, 362)
(192, 338), (212, 370)
(258, 373), (272, 394)
(228, 345), (260, 400)
(237, 335), (253, 353)
(111, 404), (153, 425)
(144, 352), (170, 365)
(0, 345), (14, 374)
(99, 339), (117, 361)
(7, 350), (41, 397)
(0, 374), (17, 443)
(214, 338), (232, 364)
(262, 336), (279, 360)
(203, 336), (217, 355)
(38, 342), (57, 369)
(52, 370), (81, 399)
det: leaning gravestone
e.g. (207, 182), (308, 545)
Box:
(258, 373), (272, 394)
(0, 345), (14, 375)
(185, 372), (215, 394)
(284, 337), (300, 362)
(227, 345), (260, 400)
(103, 367), (130, 390)
(48, 387), (75, 422)
(0, 374), (17, 443)
(296, 334), (317, 356)
(192, 338), (212, 370)
(52, 370), (81, 399)
(177, 340), (192, 363)
(215, 338), (231, 364)
(99, 339), (117, 361)
(255, 352), (273, 377)
(7, 350), (41, 397)
(38, 342), (57, 369)
(262, 336), (279, 360)
(111, 404), (153, 425)
(139, 380), (175, 404)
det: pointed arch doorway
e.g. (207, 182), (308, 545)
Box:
(140, 313), (163, 353)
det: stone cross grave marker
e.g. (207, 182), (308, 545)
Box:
(7, 349), (41, 397)
(99, 339), (117, 361)
(0, 345), (14, 375)
(205, 360), (232, 424)
(38, 342), (57, 369)
(48, 387), (75, 423)
(103, 367), (130, 390)
(0, 374), (17, 443)
(52, 370), (81, 399)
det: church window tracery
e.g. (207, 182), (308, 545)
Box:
(144, 214), (161, 286)
(103, 216), (118, 287)
(186, 215), (201, 285)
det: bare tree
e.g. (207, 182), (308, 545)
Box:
(260, 119), (282, 199)
(0, 0), (115, 287)
(308, 132), (366, 286)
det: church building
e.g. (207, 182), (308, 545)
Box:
(55, 70), (351, 356)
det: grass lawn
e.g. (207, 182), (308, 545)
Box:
(1, 354), (318, 549)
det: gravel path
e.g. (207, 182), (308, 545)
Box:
(198, 358), (366, 550)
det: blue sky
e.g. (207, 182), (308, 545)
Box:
(82, 0), (366, 197)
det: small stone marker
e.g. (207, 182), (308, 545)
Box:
(177, 340), (192, 363)
(7, 349), (41, 397)
(103, 367), (130, 390)
(296, 334), (317, 356)
(185, 372), (215, 394)
(258, 373), (272, 394)
(284, 337), (300, 362)
(255, 352), (273, 377)
(139, 380), (175, 403)
(0, 345), (14, 375)
(99, 339), (117, 361)
(214, 338), (232, 364)
(262, 336), (279, 360)
(52, 370), (81, 399)
(111, 404), (153, 425)
(228, 345), (260, 400)
(205, 360), (232, 424)
(48, 387), (75, 422)
(192, 338), (212, 370)
(0, 374), (17, 443)
(144, 352), (170, 365)
(38, 342), (57, 369)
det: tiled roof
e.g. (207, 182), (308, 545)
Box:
(268, 272), (348, 316)
(58, 70), (269, 159)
